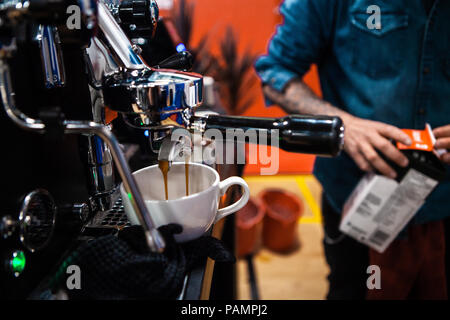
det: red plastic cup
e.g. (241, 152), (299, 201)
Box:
(260, 189), (303, 252)
(236, 197), (265, 257)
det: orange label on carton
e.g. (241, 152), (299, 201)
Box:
(397, 127), (434, 151)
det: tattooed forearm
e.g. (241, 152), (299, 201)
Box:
(263, 78), (351, 121)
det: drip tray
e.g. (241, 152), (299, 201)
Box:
(84, 197), (131, 232)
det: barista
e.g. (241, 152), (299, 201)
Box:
(255, 0), (450, 299)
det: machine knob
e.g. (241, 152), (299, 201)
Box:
(18, 189), (57, 253)
(58, 202), (90, 232)
(118, 0), (159, 38)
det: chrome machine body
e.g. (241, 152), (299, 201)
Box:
(87, 0), (203, 144)
(0, 0), (170, 298)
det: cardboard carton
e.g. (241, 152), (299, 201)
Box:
(340, 126), (446, 253)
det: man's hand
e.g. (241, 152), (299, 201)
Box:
(263, 81), (411, 178)
(433, 125), (450, 164)
(342, 115), (412, 178)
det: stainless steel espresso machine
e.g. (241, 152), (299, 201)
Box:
(0, 0), (344, 299)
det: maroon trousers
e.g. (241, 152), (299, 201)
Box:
(367, 221), (447, 300)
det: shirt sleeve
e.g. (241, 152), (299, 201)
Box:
(255, 0), (335, 105)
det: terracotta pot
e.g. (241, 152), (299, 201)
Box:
(236, 197), (265, 258)
(260, 189), (303, 253)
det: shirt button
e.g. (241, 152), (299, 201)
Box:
(418, 108), (426, 115)
(423, 67), (430, 74)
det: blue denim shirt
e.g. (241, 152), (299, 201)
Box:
(255, 0), (450, 224)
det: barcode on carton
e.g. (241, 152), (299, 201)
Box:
(369, 229), (390, 247)
(356, 193), (382, 217)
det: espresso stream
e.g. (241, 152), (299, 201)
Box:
(158, 159), (190, 201)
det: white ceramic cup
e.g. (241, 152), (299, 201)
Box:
(120, 162), (250, 242)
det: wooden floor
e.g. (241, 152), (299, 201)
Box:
(237, 175), (329, 300)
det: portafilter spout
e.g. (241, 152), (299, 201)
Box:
(158, 128), (193, 169)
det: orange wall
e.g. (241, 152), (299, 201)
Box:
(167, 0), (322, 175)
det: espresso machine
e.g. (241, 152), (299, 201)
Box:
(0, 0), (344, 299)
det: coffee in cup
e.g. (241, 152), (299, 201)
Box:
(121, 162), (250, 242)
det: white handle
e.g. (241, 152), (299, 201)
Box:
(215, 176), (250, 223)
